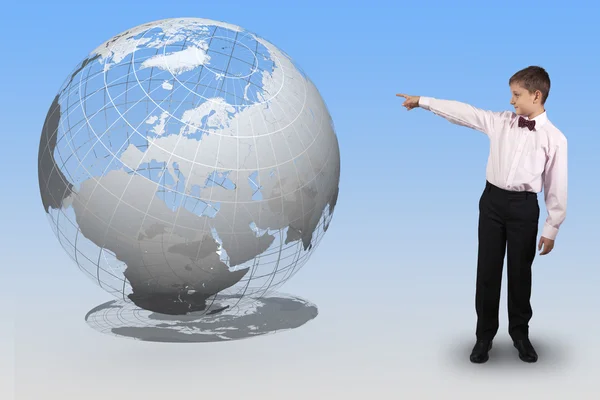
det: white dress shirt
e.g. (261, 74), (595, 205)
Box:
(418, 96), (567, 240)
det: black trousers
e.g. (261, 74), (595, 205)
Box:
(476, 181), (539, 341)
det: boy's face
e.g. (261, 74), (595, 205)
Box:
(509, 83), (540, 116)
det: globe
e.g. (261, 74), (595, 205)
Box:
(38, 18), (340, 316)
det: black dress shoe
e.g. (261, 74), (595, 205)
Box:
(513, 338), (538, 363)
(470, 339), (492, 363)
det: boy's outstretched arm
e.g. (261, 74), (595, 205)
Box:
(396, 93), (511, 138)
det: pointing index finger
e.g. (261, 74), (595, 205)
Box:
(396, 93), (406, 98)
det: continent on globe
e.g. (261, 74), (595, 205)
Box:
(38, 95), (74, 212)
(38, 17), (340, 316)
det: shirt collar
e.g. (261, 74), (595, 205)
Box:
(522, 111), (548, 129)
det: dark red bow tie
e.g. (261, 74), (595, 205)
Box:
(518, 116), (536, 131)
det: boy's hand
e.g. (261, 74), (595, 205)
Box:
(396, 93), (421, 110)
(538, 236), (555, 255)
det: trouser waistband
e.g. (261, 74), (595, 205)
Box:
(485, 181), (536, 199)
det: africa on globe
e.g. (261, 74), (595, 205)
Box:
(38, 18), (340, 316)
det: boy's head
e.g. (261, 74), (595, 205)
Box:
(508, 66), (550, 117)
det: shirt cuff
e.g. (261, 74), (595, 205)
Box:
(418, 96), (431, 110)
(541, 223), (558, 240)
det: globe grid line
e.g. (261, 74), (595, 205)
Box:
(58, 58), (101, 288)
(155, 31), (276, 106)
(95, 36), (137, 291)
(46, 63), (172, 198)
(48, 46), (261, 176)
(137, 32), (246, 297)
(49, 202), (327, 287)
(89, 27), (269, 302)
(48, 49), (328, 222)
(93, 34), (210, 293)
(54, 126), (329, 204)
(144, 30), (170, 125)
(60, 220), (307, 291)
(53, 222), (127, 295)
(136, 33), (220, 290)
(129, 27), (291, 138)
(44, 141), (333, 263)
(72, 52), (210, 290)
(218, 31), (241, 86)
(46, 189), (332, 310)
(255, 89), (289, 299)
(47, 203), (319, 268)
(45, 162), (333, 278)
(265, 71), (325, 294)
(54, 81), (324, 177)
(225, 44), (266, 307)
(202, 40), (259, 80)
(253, 64), (319, 300)
(225, 37), (266, 310)
(44, 34), (228, 297)
(51, 48), (323, 192)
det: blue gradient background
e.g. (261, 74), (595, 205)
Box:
(3, 1), (599, 398)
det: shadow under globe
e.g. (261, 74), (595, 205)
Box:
(37, 18), (340, 316)
(85, 292), (318, 342)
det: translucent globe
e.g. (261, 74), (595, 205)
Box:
(38, 18), (340, 315)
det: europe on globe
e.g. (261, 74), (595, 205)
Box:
(38, 18), (340, 316)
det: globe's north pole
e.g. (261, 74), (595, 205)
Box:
(37, 18), (340, 315)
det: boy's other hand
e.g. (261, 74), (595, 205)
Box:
(396, 93), (420, 110)
(538, 236), (555, 255)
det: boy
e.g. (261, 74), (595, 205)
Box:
(396, 66), (567, 364)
